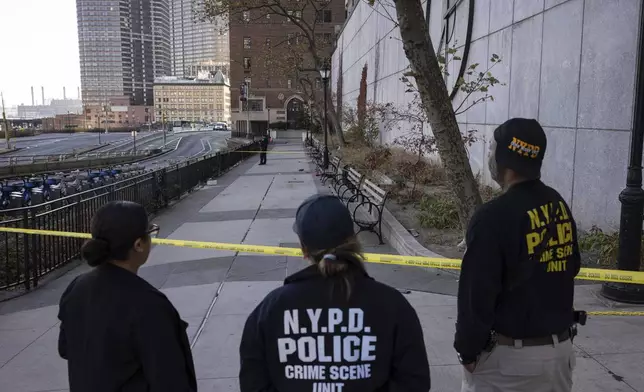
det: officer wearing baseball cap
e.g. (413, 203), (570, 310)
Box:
(239, 194), (431, 392)
(454, 118), (581, 392)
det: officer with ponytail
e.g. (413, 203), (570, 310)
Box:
(239, 194), (431, 392)
(57, 201), (197, 392)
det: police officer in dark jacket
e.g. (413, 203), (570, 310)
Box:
(239, 194), (431, 392)
(58, 201), (197, 392)
(259, 133), (269, 165)
(455, 118), (581, 392)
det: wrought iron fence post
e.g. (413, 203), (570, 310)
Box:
(160, 168), (168, 208)
(177, 164), (183, 199)
(75, 195), (83, 235)
(29, 208), (39, 288)
(22, 209), (31, 291)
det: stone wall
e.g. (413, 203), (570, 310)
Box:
(331, 0), (642, 230)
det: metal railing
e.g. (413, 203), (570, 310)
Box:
(0, 141), (260, 293)
(0, 150), (152, 166)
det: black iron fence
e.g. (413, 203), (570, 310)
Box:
(0, 142), (259, 293)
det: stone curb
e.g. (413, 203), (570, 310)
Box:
(380, 206), (460, 277)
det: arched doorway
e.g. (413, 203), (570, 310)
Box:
(286, 97), (305, 129)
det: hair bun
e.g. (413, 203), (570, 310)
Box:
(81, 238), (111, 267)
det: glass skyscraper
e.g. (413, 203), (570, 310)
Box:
(171, 0), (229, 78)
(77, 0), (172, 107)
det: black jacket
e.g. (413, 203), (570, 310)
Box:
(455, 179), (581, 361)
(239, 265), (431, 392)
(260, 136), (270, 150)
(58, 263), (197, 392)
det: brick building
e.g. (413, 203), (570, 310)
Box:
(229, 1), (345, 133)
(83, 97), (154, 131)
(41, 114), (85, 132)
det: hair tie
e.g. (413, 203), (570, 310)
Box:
(322, 254), (337, 261)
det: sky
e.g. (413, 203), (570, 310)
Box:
(0, 0), (81, 107)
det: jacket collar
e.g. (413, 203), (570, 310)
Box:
(284, 264), (372, 285)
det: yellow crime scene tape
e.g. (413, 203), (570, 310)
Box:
(1, 226), (643, 317)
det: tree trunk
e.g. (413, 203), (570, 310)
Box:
(392, 0), (482, 230)
(312, 93), (346, 146)
(336, 54), (344, 131)
(327, 103), (346, 146)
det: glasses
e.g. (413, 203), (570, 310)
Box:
(146, 224), (160, 239)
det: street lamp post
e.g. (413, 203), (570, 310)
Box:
(132, 130), (137, 155)
(1, 92), (11, 150)
(319, 66), (330, 169)
(162, 111), (167, 149)
(601, 3), (644, 303)
(307, 100), (313, 145)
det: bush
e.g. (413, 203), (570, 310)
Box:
(578, 226), (621, 266)
(417, 193), (460, 230)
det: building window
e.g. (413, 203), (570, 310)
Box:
(242, 11), (250, 22)
(249, 99), (263, 111)
(266, 79), (271, 88)
(315, 78), (321, 89)
(266, 13), (271, 19)
(294, 10), (302, 19)
(243, 37), (251, 49)
(287, 79), (292, 89)
(323, 33), (332, 44)
(287, 33), (294, 45)
(265, 38), (271, 46)
(316, 10), (332, 23)
(243, 57), (251, 70)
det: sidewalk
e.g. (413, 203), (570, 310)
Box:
(1, 142), (644, 391)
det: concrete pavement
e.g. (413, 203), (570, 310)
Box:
(1, 141), (644, 391)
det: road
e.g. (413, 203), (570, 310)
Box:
(0, 130), (236, 170)
(135, 132), (236, 170)
(1, 132), (133, 157)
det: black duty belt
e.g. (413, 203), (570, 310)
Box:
(496, 329), (571, 347)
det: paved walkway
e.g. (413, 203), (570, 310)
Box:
(1, 141), (644, 391)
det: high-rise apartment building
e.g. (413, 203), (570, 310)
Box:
(229, 2), (345, 133)
(171, 0), (230, 78)
(76, 0), (172, 107)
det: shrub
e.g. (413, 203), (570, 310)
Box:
(578, 226), (620, 266)
(417, 193), (460, 230)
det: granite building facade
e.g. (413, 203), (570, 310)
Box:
(332, 0), (642, 230)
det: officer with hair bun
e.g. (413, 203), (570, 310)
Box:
(57, 201), (197, 392)
(239, 194), (431, 392)
(455, 118), (581, 392)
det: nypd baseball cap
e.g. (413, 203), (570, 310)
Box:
(493, 118), (547, 178)
(293, 194), (355, 251)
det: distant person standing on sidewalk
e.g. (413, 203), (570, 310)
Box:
(259, 132), (269, 165)
(57, 201), (197, 392)
(239, 194), (431, 392)
(455, 118), (581, 392)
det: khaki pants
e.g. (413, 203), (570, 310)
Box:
(461, 337), (575, 392)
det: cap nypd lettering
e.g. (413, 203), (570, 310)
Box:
(493, 118), (547, 178)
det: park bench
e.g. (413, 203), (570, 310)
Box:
(309, 141), (324, 169)
(351, 178), (389, 245)
(336, 167), (365, 206)
(320, 156), (342, 185)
